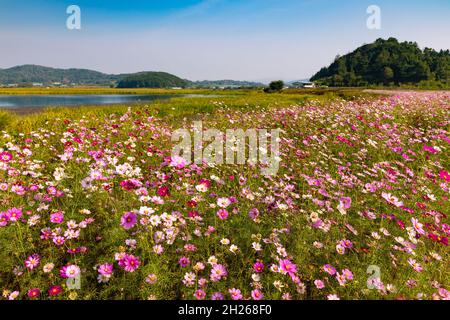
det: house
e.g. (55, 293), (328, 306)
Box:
(291, 81), (316, 88)
(32, 82), (43, 87)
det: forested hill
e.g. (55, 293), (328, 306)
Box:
(0, 65), (120, 85)
(116, 72), (188, 88)
(310, 38), (450, 87)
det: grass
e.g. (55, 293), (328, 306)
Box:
(1, 89), (372, 133)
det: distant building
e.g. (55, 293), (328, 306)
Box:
(291, 81), (316, 88)
(6, 83), (18, 88)
(32, 82), (43, 87)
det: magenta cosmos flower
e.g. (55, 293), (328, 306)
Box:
(120, 211), (137, 230)
(440, 170), (450, 182)
(0, 151), (13, 163)
(119, 254), (140, 272)
(48, 285), (62, 296)
(27, 288), (40, 298)
(7, 208), (22, 222)
(253, 261), (265, 273)
(0, 212), (9, 227)
(178, 256), (190, 268)
(50, 212), (64, 224)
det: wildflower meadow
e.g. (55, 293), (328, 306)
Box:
(0, 91), (449, 300)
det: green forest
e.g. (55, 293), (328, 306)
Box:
(311, 38), (450, 87)
(116, 72), (188, 88)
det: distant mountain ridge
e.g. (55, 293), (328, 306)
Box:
(0, 65), (122, 85)
(0, 64), (264, 88)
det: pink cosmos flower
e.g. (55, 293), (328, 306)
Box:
(52, 236), (65, 246)
(216, 209), (229, 220)
(98, 263), (114, 277)
(120, 211), (137, 230)
(339, 197), (352, 210)
(411, 218), (426, 235)
(210, 264), (228, 282)
(229, 288), (243, 300)
(170, 156), (188, 169)
(314, 280), (325, 289)
(407, 258), (423, 272)
(50, 212), (64, 224)
(340, 239), (353, 249)
(25, 254), (40, 270)
(336, 273), (347, 286)
(248, 208), (259, 220)
(217, 197), (231, 208)
(145, 274), (157, 285)
(194, 289), (206, 300)
(323, 264), (336, 275)
(211, 292), (225, 300)
(438, 288), (450, 299)
(279, 259), (297, 276)
(342, 269), (354, 280)
(251, 289), (264, 300)
(336, 243), (346, 255)
(64, 265), (81, 278)
(381, 192), (404, 207)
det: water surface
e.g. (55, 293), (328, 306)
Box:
(0, 94), (187, 109)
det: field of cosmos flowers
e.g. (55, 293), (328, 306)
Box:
(0, 90), (449, 300)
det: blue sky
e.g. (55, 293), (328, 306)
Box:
(0, 0), (449, 81)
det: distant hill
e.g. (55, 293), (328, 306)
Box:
(0, 65), (263, 88)
(191, 80), (264, 88)
(311, 38), (450, 87)
(0, 65), (120, 85)
(116, 72), (188, 88)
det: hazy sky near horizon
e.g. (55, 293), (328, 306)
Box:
(0, 0), (449, 81)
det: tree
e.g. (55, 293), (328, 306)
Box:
(264, 80), (284, 93)
(383, 67), (394, 82)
